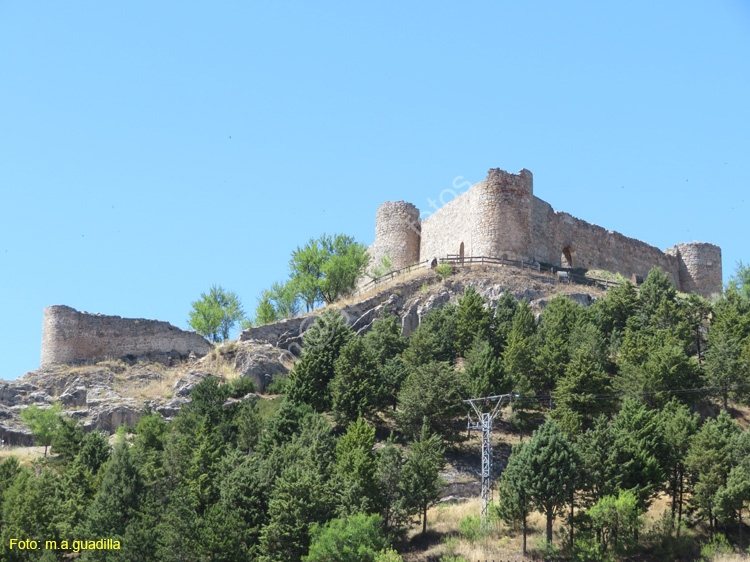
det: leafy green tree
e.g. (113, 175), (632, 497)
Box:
(303, 513), (387, 562)
(551, 348), (613, 436)
(254, 289), (280, 326)
(374, 548), (404, 562)
(396, 361), (465, 440)
(404, 422), (445, 534)
(727, 261), (750, 301)
(290, 233), (369, 310)
(19, 403), (61, 456)
(335, 419), (379, 515)
(285, 309), (354, 411)
(496, 442), (533, 556)
(188, 284), (244, 342)
(587, 489), (643, 555)
(454, 286), (491, 356)
(331, 338), (379, 425)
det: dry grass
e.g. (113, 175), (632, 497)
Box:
(712, 555), (750, 561)
(0, 446), (46, 465)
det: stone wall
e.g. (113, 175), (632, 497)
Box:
(420, 190), (473, 265)
(531, 197), (683, 287)
(372, 167), (723, 298)
(41, 305), (212, 366)
(371, 201), (421, 270)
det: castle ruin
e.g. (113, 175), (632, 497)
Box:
(41, 305), (212, 366)
(369, 168), (722, 298)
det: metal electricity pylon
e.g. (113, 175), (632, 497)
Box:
(463, 393), (513, 531)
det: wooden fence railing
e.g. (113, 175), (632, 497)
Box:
(358, 255), (624, 295)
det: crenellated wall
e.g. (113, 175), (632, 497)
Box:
(373, 167), (723, 298)
(41, 305), (212, 366)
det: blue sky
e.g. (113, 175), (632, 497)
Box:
(1, 1), (748, 380)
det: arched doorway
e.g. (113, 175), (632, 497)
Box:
(561, 246), (575, 268)
(459, 242), (465, 265)
(431, 258), (438, 268)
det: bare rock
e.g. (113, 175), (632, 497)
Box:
(59, 386), (87, 408)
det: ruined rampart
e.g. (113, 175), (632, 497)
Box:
(41, 305), (212, 366)
(374, 167), (722, 298)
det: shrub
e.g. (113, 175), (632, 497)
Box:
(303, 513), (387, 562)
(700, 533), (733, 561)
(228, 376), (256, 398)
(436, 263), (453, 280)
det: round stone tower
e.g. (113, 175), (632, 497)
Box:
(674, 242), (723, 298)
(470, 168), (534, 261)
(373, 201), (421, 270)
(41, 305), (81, 366)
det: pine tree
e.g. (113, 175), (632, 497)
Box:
(551, 348), (613, 435)
(375, 435), (411, 538)
(496, 442), (533, 556)
(286, 309), (354, 411)
(463, 339), (509, 399)
(454, 286), (491, 356)
(523, 418), (581, 546)
(404, 422), (445, 535)
(363, 312), (407, 365)
(330, 338), (379, 425)
(335, 419), (379, 515)
(376, 356), (408, 411)
(396, 361), (465, 440)
(687, 410), (740, 535)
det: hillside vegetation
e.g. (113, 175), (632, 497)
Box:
(2, 264), (750, 561)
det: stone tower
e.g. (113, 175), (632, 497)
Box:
(373, 201), (421, 269)
(674, 242), (723, 298)
(470, 168), (534, 261)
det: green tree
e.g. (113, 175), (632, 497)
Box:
(659, 399), (699, 532)
(285, 309), (354, 411)
(188, 284), (244, 342)
(404, 422), (445, 535)
(330, 338), (379, 425)
(376, 357), (408, 411)
(551, 348), (613, 436)
(605, 399), (667, 511)
(727, 261), (750, 301)
(524, 418), (581, 546)
(535, 295), (580, 391)
(303, 513), (387, 562)
(290, 233), (370, 310)
(587, 489), (643, 555)
(705, 329), (747, 410)
(454, 286), (491, 356)
(496, 442), (533, 556)
(463, 339), (509, 399)
(19, 403), (61, 456)
(50, 414), (83, 462)
(82, 436), (145, 550)
(687, 410), (740, 536)
(375, 435), (411, 538)
(492, 291), (519, 355)
(401, 304), (458, 367)
(335, 419), (379, 515)
(715, 463), (750, 549)
(363, 312), (407, 365)
(396, 361), (465, 440)
(502, 302), (538, 434)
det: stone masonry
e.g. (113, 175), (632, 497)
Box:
(371, 168), (722, 298)
(41, 305), (212, 366)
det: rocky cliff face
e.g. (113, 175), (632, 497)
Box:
(3, 267), (602, 446)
